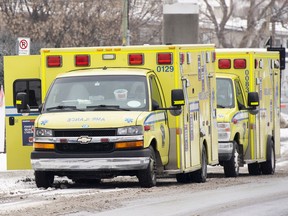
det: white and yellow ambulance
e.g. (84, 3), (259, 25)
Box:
(7, 44), (218, 187)
(215, 48), (281, 177)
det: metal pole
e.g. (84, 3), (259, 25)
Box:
(122, 0), (130, 46)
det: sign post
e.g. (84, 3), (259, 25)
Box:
(0, 85), (6, 170)
(17, 37), (30, 55)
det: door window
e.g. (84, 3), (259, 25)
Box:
(150, 75), (163, 108)
(13, 79), (41, 109)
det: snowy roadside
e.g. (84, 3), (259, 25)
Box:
(0, 114), (287, 195)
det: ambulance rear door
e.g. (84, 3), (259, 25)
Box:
(4, 55), (41, 169)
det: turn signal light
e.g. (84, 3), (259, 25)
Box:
(47, 56), (62, 67)
(115, 141), (143, 149)
(33, 143), (55, 150)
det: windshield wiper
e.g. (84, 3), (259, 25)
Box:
(46, 105), (84, 111)
(87, 104), (129, 111)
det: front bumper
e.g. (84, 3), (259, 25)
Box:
(218, 142), (234, 161)
(31, 148), (150, 171)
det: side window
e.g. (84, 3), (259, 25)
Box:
(13, 79), (41, 109)
(235, 80), (245, 109)
(150, 75), (163, 108)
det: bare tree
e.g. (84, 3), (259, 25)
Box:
(129, 0), (163, 45)
(201, 0), (288, 48)
(0, 0), (163, 49)
(0, 0), (163, 81)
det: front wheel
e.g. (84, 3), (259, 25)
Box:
(138, 146), (157, 188)
(35, 171), (54, 188)
(223, 141), (240, 177)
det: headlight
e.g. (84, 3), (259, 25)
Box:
(117, 126), (143, 136)
(217, 123), (231, 141)
(35, 128), (53, 137)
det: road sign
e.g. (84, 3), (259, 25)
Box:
(17, 37), (30, 55)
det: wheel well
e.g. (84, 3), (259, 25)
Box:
(233, 133), (240, 145)
(150, 138), (162, 170)
(270, 135), (275, 147)
(202, 140), (208, 160)
(234, 133), (243, 156)
(267, 135), (274, 156)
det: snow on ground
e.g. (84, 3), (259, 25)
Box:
(0, 116), (287, 194)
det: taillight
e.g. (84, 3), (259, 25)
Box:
(129, 54), (144, 65)
(234, 59), (246, 69)
(157, 53), (172, 64)
(75, 55), (90, 66)
(218, 59), (231, 69)
(47, 56), (62, 67)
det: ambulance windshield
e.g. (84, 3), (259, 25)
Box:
(216, 78), (235, 108)
(44, 75), (149, 112)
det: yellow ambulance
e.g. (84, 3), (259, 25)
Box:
(215, 48), (281, 177)
(9, 44), (218, 188)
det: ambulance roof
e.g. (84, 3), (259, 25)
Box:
(216, 48), (276, 54)
(216, 48), (267, 53)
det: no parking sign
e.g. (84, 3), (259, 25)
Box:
(17, 37), (30, 55)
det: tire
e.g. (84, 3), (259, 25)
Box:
(191, 146), (207, 183)
(223, 141), (240, 177)
(138, 146), (157, 188)
(261, 138), (275, 175)
(35, 171), (54, 188)
(248, 162), (261, 175)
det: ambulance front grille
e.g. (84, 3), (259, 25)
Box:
(54, 129), (117, 137)
(55, 142), (114, 153)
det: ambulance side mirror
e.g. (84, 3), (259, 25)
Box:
(247, 92), (259, 115)
(171, 89), (185, 106)
(16, 92), (29, 113)
(169, 89), (184, 116)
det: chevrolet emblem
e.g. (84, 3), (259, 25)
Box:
(77, 136), (92, 144)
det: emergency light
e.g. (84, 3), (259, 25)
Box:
(75, 55), (90, 66)
(157, 53), (172, 64)
(129, 54), (144, 65)
(180, 53), (185, 64)
(254, 59), (258, 69)
(212, 51), (216, 62)
(234, 59), (246, 69)
(218, 59), (231, 69)
(47, 56), (62, 67)
(102, 54), (116, 60)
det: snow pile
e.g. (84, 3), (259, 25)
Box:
(281, 113), (288, 128)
